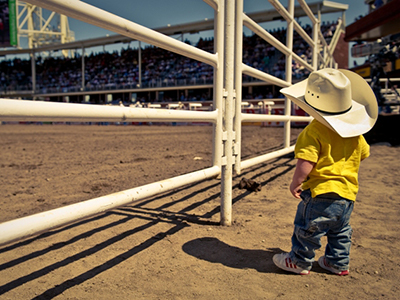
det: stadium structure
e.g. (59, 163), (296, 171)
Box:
(345, 0), (400, 145)
(0, 0), (350, 105)
(0, 1), (398, 113)
(347, 0), (400, 97)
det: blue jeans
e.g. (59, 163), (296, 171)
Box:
(289, 189), (354, 271)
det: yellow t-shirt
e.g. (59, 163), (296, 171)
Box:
(295, 120), (370, 201)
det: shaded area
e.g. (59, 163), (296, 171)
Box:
(364, 114), (400, 146)
(182, 237), (281, 273)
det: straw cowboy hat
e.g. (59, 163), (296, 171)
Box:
(280, 68), (378, 138)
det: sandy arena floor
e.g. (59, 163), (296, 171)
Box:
(0, 124), (399, 299)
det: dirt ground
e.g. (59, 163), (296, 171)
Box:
(0, 124), (399, 300)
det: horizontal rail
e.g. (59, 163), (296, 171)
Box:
(293, 20), (314, 47)
(242, 14), (290, 56)
(0, 165), (221, 247)
(241, 145), (295, 170)
(25, 0), (218, 68)
(365, 78), (400, 82)
(297, 0), (319, 24)
(292, 52), (314, 72)
(243, 13), (313, 73)
(241, 112), (313, 122)
(268, 0), (314, 46)
(242, 65), (291, 87)
(0, 99), (218, 123)
(203, 0), (219, 11)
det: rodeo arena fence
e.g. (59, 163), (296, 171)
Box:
(0, 0), (342, 247)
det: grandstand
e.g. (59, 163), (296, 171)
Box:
(0, 1), (348, 105)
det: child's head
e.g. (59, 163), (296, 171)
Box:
(280, 68), (378, 138)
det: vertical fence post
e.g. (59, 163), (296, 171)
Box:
(234, 0), (243, 175)
(312, 15), (319, 69)
(211, 0), (224, 170)
(220, 0), (235, 226)
(283, 0), (294, 148)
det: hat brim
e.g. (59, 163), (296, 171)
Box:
(280, 69), (378, 138)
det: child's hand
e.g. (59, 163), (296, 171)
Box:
(290, 181), (302, 199)
(290, 159), (314, 199)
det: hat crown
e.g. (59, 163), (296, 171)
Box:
(305, 69), (352, 114)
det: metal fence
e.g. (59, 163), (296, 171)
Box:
(0, 0), (339, 246)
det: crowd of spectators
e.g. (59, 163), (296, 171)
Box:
(0, 21), (338, 98)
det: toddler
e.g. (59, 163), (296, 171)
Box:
(273, 68), (378, 275)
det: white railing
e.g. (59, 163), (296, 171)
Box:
(0, 0), (337, 246)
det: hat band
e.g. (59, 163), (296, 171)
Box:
(304, 97), (352, 115)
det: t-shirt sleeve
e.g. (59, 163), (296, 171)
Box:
(295, 126), (320, 163)
(360, 135), (370, 160)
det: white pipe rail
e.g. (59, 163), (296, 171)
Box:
(242, 64), (290, 87)
(211, 0), (224, 170)
(283, 0), (295, 149)
(293, 54), (314, 72)
(297, 0), (319, 24)
(241, 113), (313, 123)
(242, 14), (290, 56)
(312, 16), (320, 69)
(242, 14), (313, 73)
(220, 0), (235, 226)
(241, 145), (295, 170)
(234, 0), (244, 175)
(25, 0), (218, 68)
(0, 166), (220, 247)
(203, 0), (219, 11)
(329, 20), (343, 49)
(320, 19), (343, 67)
(268, 0), (314, 47)
(0, 99), (218, 123)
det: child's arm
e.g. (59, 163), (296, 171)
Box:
(290, 158), (315, 199)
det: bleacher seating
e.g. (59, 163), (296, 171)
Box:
(0, 22), (338, 100)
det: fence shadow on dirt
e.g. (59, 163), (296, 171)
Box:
(0, 154), (295, 298)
